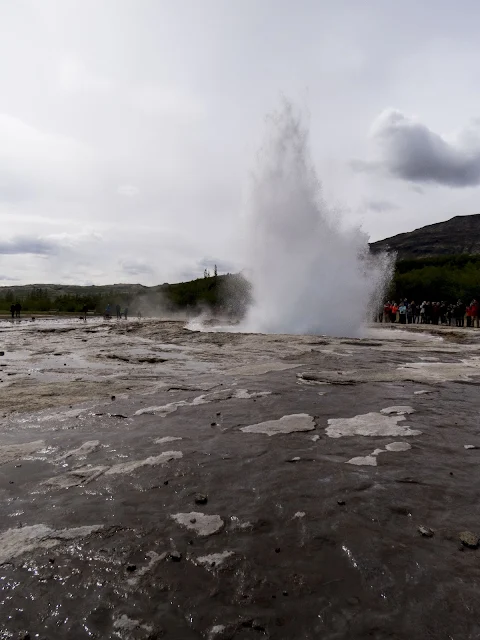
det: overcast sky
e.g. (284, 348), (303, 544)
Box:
(2, 0), (480, 286)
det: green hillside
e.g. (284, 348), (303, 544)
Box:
(0, 274), (251, 316)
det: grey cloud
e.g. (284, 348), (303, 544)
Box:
(365, 199), (399, 212)
(0, 232), (100, 256)
(120, 259), (154, 276)
(410, 184), (425, 195)
(357, 109), (480, 187)
(0, 236), (58, 255)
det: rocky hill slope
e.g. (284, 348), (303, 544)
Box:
(370, 214), (480, 260)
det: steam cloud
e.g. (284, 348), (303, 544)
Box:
(357, 109), (480, 187)
(239, 102), (392, 337)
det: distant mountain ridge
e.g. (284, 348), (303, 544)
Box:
(370, 214), (480, 260)
(0, 283), (155, 297)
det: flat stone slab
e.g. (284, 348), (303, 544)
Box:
(171, 512), (224, 536)
(104, 451), (183, 475)
(196, 551), (234, 569)
(240, 413), (315, 436)
(0, 440), (45, 465)
(327, 412), (421, 438)
(380, 406), (415, 415)
(0, 524), (103, 565)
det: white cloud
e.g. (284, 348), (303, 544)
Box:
(58, 56), (111, 93)
(0, 113), (98, 201)
(117, 185), (139, 197)
(129, 85), (205, 119)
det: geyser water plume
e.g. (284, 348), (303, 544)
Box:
(239, 102), (392, 337)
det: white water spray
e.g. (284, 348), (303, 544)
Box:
(238, 102), (392, 337)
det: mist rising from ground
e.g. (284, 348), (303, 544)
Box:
(236, 102), (392, 337)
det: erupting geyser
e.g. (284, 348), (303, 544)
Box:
(240, 102), (392, 337)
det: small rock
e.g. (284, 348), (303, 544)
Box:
(194, 493), (208, 505)
(216, 412), (221, 416)
(169, 551), (182, 562)
(459, 531), (479, 549)
(15, 464), (21, 468)
(49, 558), (55, 564)
(190, 518), (197, 524)
(0, 352), (4, 356)
(9, 481), (14, 485)
(164, 480), (169, 485)
(210, 422), (216, 426)
(337, 499), (346, 506)
(449, 472), (453, 476)
(126, 564), (136, 572)
(275, 547), (281, 553)
(418, 525), (434, 538)
(111, 395), (116, 401)
(282, 591), (288, 596)
(464, 445), (477, 450)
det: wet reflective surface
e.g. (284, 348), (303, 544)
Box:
(0, 318), (480, 638)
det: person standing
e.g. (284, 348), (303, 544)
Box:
(116, 304), (121, 319)
(14, 302), (21, 318)
(383, 301), (390, 323)
(458, 300), (466, 327)
(124, 307), (128, 320)
(82, 304), (88, 322)
(407, 302), (413, 324)
(399, 302), (407, 324)
(390, 302), (398, 323)
(410, 301), (417, 324)
(439, 302), (447, 325)
(10, 303), (15, 319)
(472, 300), (479, 328)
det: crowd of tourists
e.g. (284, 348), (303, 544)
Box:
(379, 300), (480, 327)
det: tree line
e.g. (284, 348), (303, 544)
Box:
(0, 274), (252, 316)
(3, 255), (477, 317)
(387, 254), (480, 303)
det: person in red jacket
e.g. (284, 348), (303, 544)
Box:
(383, 301), (391, 323)
(390, 302), (398, 323)
(466, 304), (472, 327)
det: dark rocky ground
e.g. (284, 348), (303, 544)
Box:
(1, 318), (480, 639)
